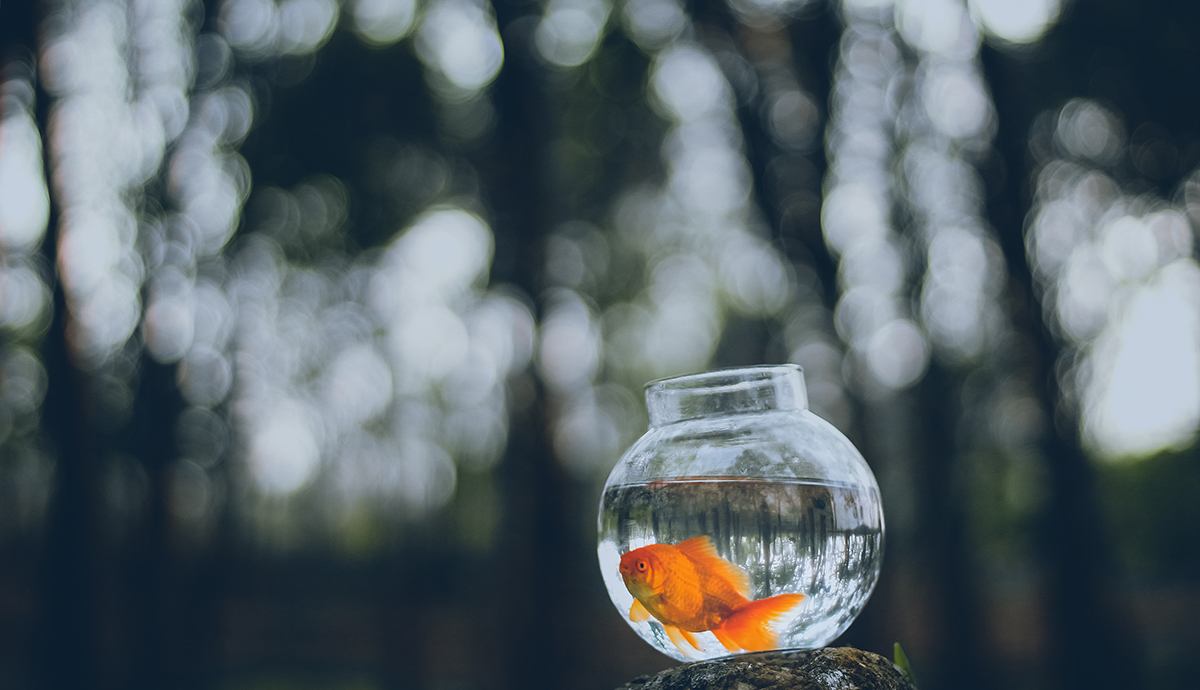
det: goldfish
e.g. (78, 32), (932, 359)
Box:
(618, 536), (805, 656)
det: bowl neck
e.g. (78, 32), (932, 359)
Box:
(645, 365), (808, 427)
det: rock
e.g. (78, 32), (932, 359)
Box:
(614, 647), (917, 690)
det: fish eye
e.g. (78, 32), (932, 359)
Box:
(636, 560), (647, 572)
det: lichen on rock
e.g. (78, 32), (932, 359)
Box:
(614, 647), (917, 690)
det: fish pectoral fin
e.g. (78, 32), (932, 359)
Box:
(629, 599), (652, 623)
(664, 625), (704, 656)
(714, 593), (806, 652)
(675, 536), (751, 598)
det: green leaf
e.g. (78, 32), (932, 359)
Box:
(893, 643), (919, 688)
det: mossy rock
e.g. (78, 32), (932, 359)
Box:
(615, 647), (917, 690)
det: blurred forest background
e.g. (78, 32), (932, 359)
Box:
(0, 0), (1199, 688)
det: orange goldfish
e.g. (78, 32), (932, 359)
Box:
(619, 536), (805, 655)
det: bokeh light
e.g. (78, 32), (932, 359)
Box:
(0, 63), (52, 338)
(727, 0), (816, 24)
(42, 0), (196, 367)
(650, 44), (731, 122)
(968, 0), (1062, 46)
(4, 0), (1198, 687)
(0, 51), (54, 543)
(535, 5), (849, 479)
(1028, 109), (1200, 459)
(824, 10), (932, 395)
(825, 0), (1010, 389)
(350, 0), (419, 46)
(219, 0), (339, 58)
(896, 0), (978, 57)
(222, 197), (533, 541)
(536, 0), (611, 68)
(0, 78), (49, 252)
(25, 0), (538, 550)
(1084, 260), (1200, 457)
(1055, 98), (1124, 166)
(621, 0), (687, 51)
(415, 0), (505, 96)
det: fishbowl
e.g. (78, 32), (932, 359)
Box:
(597, 365), (884, 661)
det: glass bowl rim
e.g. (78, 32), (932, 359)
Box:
(643, 363), (804, 393)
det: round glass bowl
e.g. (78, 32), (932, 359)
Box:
(597, 365), (884, 661)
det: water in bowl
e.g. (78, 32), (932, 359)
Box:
(597, 477), (884, 660)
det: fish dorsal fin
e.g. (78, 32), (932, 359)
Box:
(675, 536), (751, 598)
(675, 535), (722, 561)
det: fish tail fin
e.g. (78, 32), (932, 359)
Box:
(713, 593), (805, 652)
